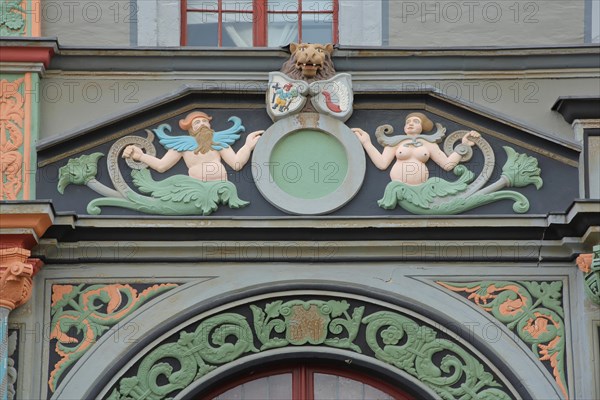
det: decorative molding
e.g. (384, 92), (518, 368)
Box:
(0, 47), (53, 68)
(48, 283), (179, 393)
(105, 297), (514, 400)
(0, 247), (42, 310)
(0, 62), (45, 75)
(0, 77), (25, 200)
(437, 280), (568, 399)
(576, 245), (600, 305)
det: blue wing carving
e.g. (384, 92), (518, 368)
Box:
(153, 124), (198, 152)
(212, 117), (246, 151)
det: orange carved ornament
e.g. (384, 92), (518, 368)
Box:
(0, 247), (42, 310)
(0, 78), (25, 200)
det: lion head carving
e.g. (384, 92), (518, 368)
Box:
(280, 42), (336, 81)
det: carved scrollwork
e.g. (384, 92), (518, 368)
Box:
(363, 311), (511, 400)
(48, 283), (178, 393)
(105, 298), (513, 400)
(107, 130), (157, 196)
(107, 314), (257, 400)
(438, 280), (567, 399)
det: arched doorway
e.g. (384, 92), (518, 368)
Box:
(200, 361), (416, 400)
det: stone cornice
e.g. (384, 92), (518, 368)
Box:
(42, 44), (600, 73)
(31, 200), (600, 262)
(0, 38), (58, 69)
(552, 96), (600, 124)
(0, 201), (56, 248)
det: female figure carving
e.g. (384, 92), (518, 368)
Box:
(352, 113), (479, 185)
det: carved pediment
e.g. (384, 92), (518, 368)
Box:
(37, 86), (580, 217)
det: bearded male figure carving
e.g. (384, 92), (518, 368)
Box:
(123, 111), (263, 181)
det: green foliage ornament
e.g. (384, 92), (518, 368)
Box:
(106, 298), (514, 400)
(378, 145), (542, 214)
(0, 1), (25, 35)
(87, 169), (248, 216)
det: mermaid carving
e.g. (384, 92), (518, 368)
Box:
(352, 112), (543, 214)
(353, 113), (479, 185)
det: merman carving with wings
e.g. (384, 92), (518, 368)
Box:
(123, 111), (263, 181)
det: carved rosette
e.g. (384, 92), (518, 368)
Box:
(0, 247), (41, 310)
(106, 298), (514, 400)
(437, 280), (568, 399)
(0, 0), (39, 36)
(48, 283), (179, 393)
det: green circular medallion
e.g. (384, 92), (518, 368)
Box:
(270, 129), (348, 199)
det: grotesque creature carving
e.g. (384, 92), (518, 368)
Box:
(280, 43), (337, 82)
(277, 43), (337, 114)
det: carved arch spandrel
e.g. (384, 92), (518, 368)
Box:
(51, 280), (564, 400)
(436, 280), (568, 399)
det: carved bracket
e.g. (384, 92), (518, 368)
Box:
(0, 247), (42, 310)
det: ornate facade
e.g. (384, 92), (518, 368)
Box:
(1, 1), (599, 399)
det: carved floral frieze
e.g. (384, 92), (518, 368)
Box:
(437, 280), (568, 399)
(1, 78), (25, 200)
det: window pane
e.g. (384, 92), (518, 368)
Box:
(268, 13), (299, 47)
(314, 373), (395, 400)
(213, 374), (292, 400)
(302, 0), (333, 13)
(187, 0), (218, 11)
(222, 0), (253, 12)
(301, 17), (332, 43)
(269, 0), (299, 12)
(313, 373), (337, 399)
(223, 13), (253, 47)
(187, 12), (218, 46)
(338, 376), (363, 398)
(268, 374), (293, 399)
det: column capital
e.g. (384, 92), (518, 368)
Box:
(0, 247), (42, 311)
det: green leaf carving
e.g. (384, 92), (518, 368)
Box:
(501, 146), (543, 189)
(87, 169), (249, 215)
(327, 299), (350, 318)
(378, 165), (474, 210)
(57, 153), (104, 194)
(264, 300), (283, 319)
(363, 311), (511, 400)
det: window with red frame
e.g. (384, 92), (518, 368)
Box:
(181, 0), (338, 47)
(199, 364), (417, 399)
